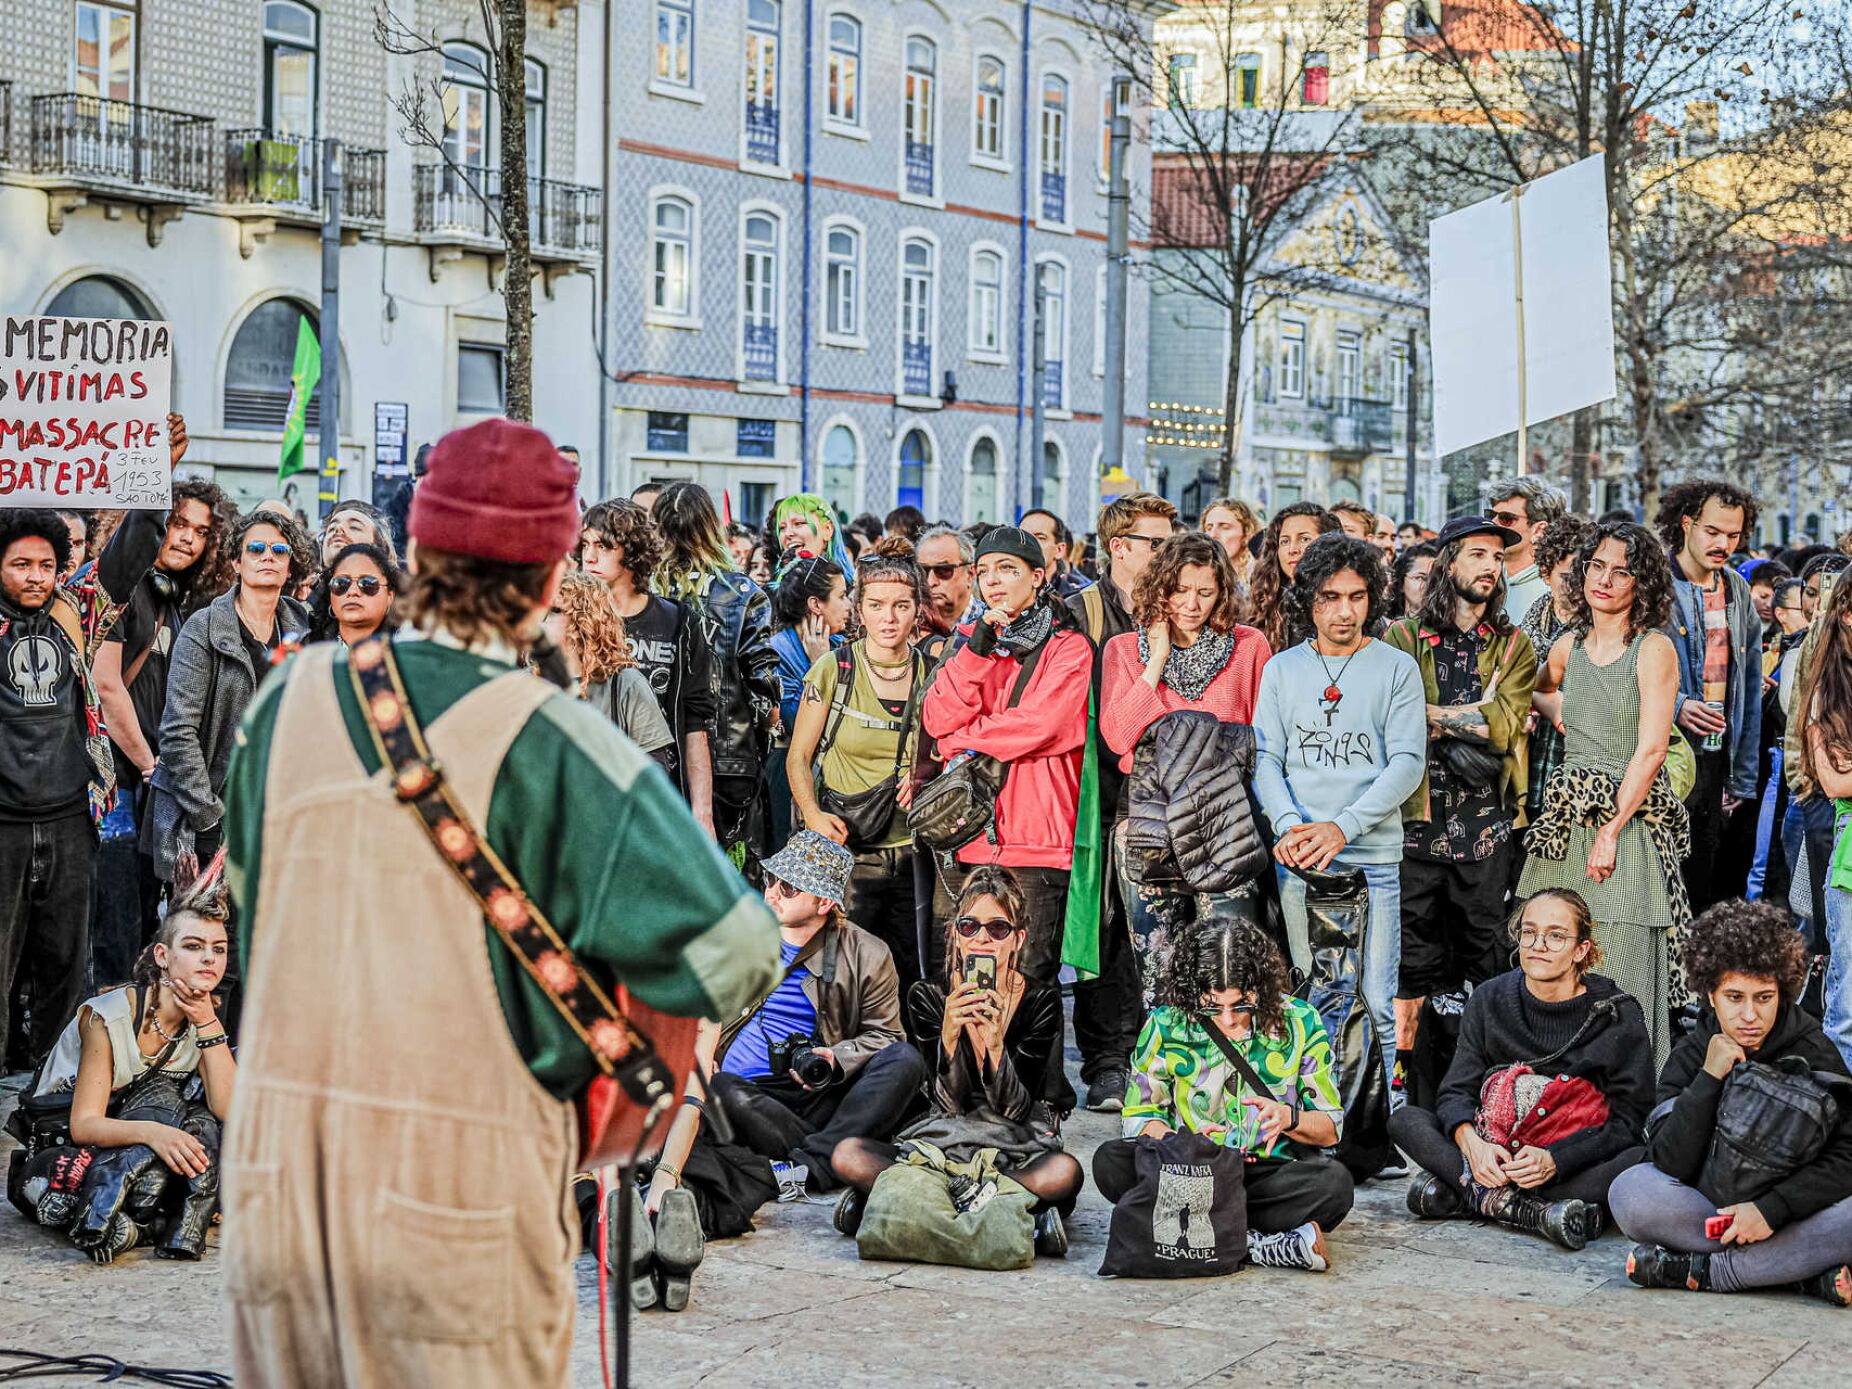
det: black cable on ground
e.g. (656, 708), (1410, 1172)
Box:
(0, 1349), (231, 1386)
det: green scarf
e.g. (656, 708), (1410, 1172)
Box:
(1060, 686), (1103, 980)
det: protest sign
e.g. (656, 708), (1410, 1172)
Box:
(0, 315), (175, 509)
(1429, 154), (1617, 461)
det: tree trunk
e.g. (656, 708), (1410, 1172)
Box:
(1217, 289), (1246, 497)
(498, 0), (533, 421)
(1569, 407), (1594, 513)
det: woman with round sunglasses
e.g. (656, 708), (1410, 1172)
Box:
(309, 542), (400, 646)
(150, 511), (312, 886)
(830, 865), (1083, 1256)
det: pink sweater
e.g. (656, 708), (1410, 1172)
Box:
(1099, 626), (1272, 773)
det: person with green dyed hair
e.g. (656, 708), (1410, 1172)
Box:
(775, 494), (855, 575)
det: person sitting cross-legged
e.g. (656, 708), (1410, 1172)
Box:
(1612, 899), (1852, 1305)
(709, 831), (929, 1195)
(1390, 888), (1654, 1251)
(1093, 919), (1354, 1273)
(830, 865), (1084, 1257)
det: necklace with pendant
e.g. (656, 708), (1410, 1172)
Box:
(1312, 643), (1363, 726)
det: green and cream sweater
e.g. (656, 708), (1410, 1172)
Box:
(223, 636), (780, 1102)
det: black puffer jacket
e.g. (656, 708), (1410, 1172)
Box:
(1124, 710), (1266, 892)
(683, 571), (779, 788)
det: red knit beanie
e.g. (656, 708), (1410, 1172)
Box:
(409, 418), (581, 566)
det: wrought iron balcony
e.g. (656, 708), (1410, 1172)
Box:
(223, 131), (386, 226)
(1042, 359), (1064, 410)
(1331, 397), (1395, 457)
(745, 101), (779, 165)
(902, 339), (933, 398)
(1040, 170), (1066, 224)
(413, 164), (603, 261)
(29, 92), (214, 197)
(905, 139), (934, 197)
(742, 322), (778, 382)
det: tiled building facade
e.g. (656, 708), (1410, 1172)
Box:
(604, 0), (1156, 531)
(0, 0), (603, 505)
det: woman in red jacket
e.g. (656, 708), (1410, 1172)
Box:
(1102, 532), (1272, 1008)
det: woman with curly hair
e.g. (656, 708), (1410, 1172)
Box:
(1794, 562), (1852, 1066)
(1249, 502), (1339, 651)
(545, 570), (673, 770)
(1093, 918), (1352, 1271)
(1519, 521), (1688, 1067)
(1611, 900), (1852, 1305)
(307, 542), (401, 646)
(1099, 532), (1272, 1001)
(1385, 539), (1437, 621)
(1521, 517), (1597, 822)
(577, 498), (716, 821)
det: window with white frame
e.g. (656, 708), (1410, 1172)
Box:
(1167, 52), (1196, 109)
(441, 42), (491, 173)
(899, 237), (936, 397)
(973, 55), (1005, 164)
(75, 0), (136, 102)
(823, 424), (858, 513)
(744, 0), (779, 163)
(1336, 330), (1360, 405)
(967, 435), (1000, 522)
(654, 0), (694, 87)
(1390, 341), (1410, 410)
(1037, 259), (1067, 407)
(1279, 319), (1305, 399)
(903, 38), (936, 196)
(968, 246), (1004, 358)
(525, 57), (545, 177)
(649, 194), (696, 318)
(1038, 74), (1068, 223)
(263, 1), (317, 137)
(824, 223), (861, 341)
(826, 15), (860, 126)
(740, 212), (780, 380)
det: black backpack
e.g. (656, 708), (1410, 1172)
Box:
(1696, 1058), (1852, 1206)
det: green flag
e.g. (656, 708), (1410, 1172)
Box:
(278, 316), (320, 481)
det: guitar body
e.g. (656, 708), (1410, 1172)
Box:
(576, 990), (700, 1169)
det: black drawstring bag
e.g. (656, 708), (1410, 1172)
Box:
(1289, 866), (1392, 1182)
(1098, 1132), (1248, 1279)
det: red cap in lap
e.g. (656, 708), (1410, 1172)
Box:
(409, 418), (581, 565)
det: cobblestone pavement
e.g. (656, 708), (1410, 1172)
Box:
(4, 1087), (1851, 1387)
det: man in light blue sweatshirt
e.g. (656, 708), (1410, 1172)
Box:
(1254, 534), (1427, 1100)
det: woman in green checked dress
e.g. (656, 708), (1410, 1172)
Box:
(1519, 523), (1690, 1069)
(1090, 920), (1354, 1272)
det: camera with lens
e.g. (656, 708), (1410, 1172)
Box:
(768, 1032), (836, 1088)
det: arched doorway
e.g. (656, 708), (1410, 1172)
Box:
(225, 298), (320, 431)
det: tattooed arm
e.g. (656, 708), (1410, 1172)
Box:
(1427, 703), (1492, 743)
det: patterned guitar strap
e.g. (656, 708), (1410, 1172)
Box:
(346, 635), (679, 1129)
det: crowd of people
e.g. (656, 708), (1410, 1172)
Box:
(4, 414), (1852, 1383)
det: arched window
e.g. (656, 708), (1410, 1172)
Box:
(1039, 73), (1068, 222)
(1038, 259), (1067, 408)
(744, 0), (780, 164)
(898, 429), (930, 510)
(1040, 439), (1064, 512)
(826, 15), (860, 125)
(822, 424), (858, 515)
(45, 275), (152, 320)
(968, 247), (1004, 357)
(899, 237), (936, 397)
(740, 210), (780, 382)
(525, 57), (546, 177)
(264, 0), (318, 137)
(441, 42), (492, 172)
(973, 55), (1006, 163)
(968, 436), (999, 523)
(824, 223), (861, 340)
(225, 299), (319, 431)
(904, 38), (936, 196)
(650, 194), (696, 317)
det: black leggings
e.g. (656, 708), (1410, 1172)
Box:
(832, 1136), (1084, 1216)
(1388, 1104), (1643, 1207)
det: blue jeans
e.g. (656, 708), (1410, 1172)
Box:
(1748, 747), (1781, 900)
(1826, 882), (1852, 1072)
(1279, 859), (1401, 1102)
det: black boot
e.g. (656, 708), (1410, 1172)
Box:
(1796, 1264), (1852, 1307)
(157, 1162), (220, 1260)
(1481, 1187), (1597, 1251)
(1627, 1243), (1711, 1291)
(833, 1187), (866, 1237)
(1407, 1174), (1468, 1220)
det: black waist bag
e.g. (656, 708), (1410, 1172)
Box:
(1699, 1058), (1850, 1206)
(911, 643), (1042, 856)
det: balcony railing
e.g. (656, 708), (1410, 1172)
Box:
(905, 139), (933, 197)
(1, 81), (12, 167)
(1331, 397), (1395, 456)
(1040, 170), (1066, 224)
(742, 322), (777, 381)
(902, 339), (933, 397)
(224, 130), (386, 224)
(745, 101), (779, 165)
(1042, 359), (1064, 409)
(30, 93), (214, 195)
(414, 164), (603, 257)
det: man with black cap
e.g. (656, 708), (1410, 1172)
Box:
(220, 417), (779, 1388)
(1384, 515), (1537, 1070)
(922, 524), (1092, 1112)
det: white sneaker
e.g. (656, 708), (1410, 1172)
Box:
(1246, 1221), (1329, 1272)
(770, 1161), (810, 1202)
